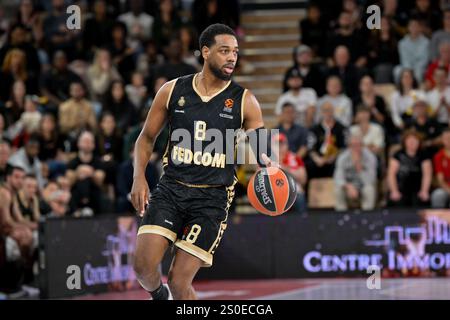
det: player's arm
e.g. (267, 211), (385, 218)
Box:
(242, 90), (276, 167)
(131, 80), (174, 215)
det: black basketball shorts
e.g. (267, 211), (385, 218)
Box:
(138, 175), (236, 267)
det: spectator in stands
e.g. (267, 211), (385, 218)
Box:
(275, 69), (317, 128)
(191, 0), (241, 35)
(6, 95), (42, 146)
(404, 100), (442, 157)
(43, 0), (79, 59)
(153, 37), (197, 81)
(431, 128), (450, 208)
(426, 67), (450, 125)
(326, 10), (367, 68)
(2, 80), (26, 129)
(118, 0), (154, 43)
(305, 101), (347, 178)
(283, 44), (325, 96)
(15, 0), (44, 46)
(66, 131), (105, 215)
(350, 106), (385, 157)
(424, 41), (450, 89)
(387, 130), (432, 207)
(316, 76), (353, 127)
(96, 112), (123, 193)
(11, 174), (40, 231)
(152, 0), (182, 49)
(409, 0), (442, 36)
(107, 21), (136, 83)
(390, 68), (426, 130)
(102, 80), (137, 134)
(8, 135), (45, 188)
(274, 133), (307, 213)
(82, 0), (114, 57)
(0, 23), (40, 79)
(299, 4), (328, 58)
(430, 8), (450, 60)
(334, 134), (377, 211)
(40, 50), (82, 111)
(352, 75), (388, 126)
(327, 45), (361, 98)
(125, 71), (148, 112)
(0, 48), (38, 102)
(396, 17), (430, 83)
(179, 24), (202, 70)
(0, 140), (12, 182)
(58, 81), (97, 136)
(367, 16), (400, 83)
(276, 103), (309, 159)
(136, 39), (164, 79)
(85, 48), (121, 102)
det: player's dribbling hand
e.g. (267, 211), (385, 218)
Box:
(130, 176), (150, 217)
(261, 153), (279, 168)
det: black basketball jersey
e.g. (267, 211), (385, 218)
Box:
(162, 73), (246, 187)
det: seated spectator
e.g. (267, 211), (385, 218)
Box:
(275, 69), (317, 128)
(82, 0), (115, 57)
(404, 100), (443, 157)
(326, 10), (367, 68)
(396, 17), (430, 83)
(352, 75), (388, 126)
(136, 39), (164, 79)
(66, 131), (106, 215)
(107, 21), (136, 83)
(316, 76), (353, 127)
(0, 140), (12, 182)
(409, 0), (442, 36)
(152, 0), (182, 49)
(118, 0), (154, 44)
(430, 8), (450, 61)
(426, 67), (450, 125)
(102, 80), (137, 134)
(40, 50), (82, 111)
(116, 143), (159, 213)
(85, 48), (121, 102)
(58, 82), (97, 136)
(390, 68), (426, 130)
(367, 16), (400, 83)
(275, 103), (309, 159)
(350, 106), (385, 157)
(431, 128), (450, 208)
(2, 80), (26, 129)
(334, 134), (377, 211)
(96, 112), (123, 190)
(179, 24), (202, 70)
(274, 133), (307, 213)
(8, 135), (45, 188)
(387, 130), (432, 207)
(305, 101), (347, 178)
(153, 37), (197, 81)
(11, 174), (40, 231)
(125, 71), (148, 113)
(0, 48), (38, 103)
(327, 45), (361, 98)
(425, 42), (450, 90)
(299, 4), (328, 58)
(283, 44), (325, 95)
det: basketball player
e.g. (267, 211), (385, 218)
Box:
(131, 24), (275, 300)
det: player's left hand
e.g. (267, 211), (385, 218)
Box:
(261, 153), (279, 168)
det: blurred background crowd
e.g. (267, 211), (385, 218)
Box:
(2, 0), (450, 296)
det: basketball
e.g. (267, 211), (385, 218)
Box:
(247, 167), (297, 216)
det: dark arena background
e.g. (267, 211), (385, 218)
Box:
(1, 0), (450, 303)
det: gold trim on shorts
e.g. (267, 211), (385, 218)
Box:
(175, 240), (213, 267)
(137, 225), (177, 243)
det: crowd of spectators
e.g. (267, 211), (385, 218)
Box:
(0, 0), (240, 295)
(274, 0), (450, 213)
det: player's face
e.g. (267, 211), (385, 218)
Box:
(207, 34), (239, 81)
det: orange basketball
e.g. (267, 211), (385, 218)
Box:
(247, 167), (297, 216)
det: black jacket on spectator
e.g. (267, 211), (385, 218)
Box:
(283, 64), (325, 95)
(326, 29), (367, 63)
(299, 18), (328, 58)
(41, 68), (82, 103)
(327, 65), (361, 99)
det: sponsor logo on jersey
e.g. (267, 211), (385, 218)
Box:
(223, 98), (234, 112)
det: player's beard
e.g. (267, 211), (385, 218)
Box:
(209, 61), (233, 81)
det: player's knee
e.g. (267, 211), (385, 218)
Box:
(133, 256), (158, 279)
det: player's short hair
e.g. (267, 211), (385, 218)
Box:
(199, 23), (236, 49)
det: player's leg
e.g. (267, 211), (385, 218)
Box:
(133, 233), (170, 293)
(167, 249), (203, 300)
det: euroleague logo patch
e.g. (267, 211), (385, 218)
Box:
(276, 179), (284, 187)
(223, 98), (234, 113)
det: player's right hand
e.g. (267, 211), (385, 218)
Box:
(130, 177), (150, 217)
